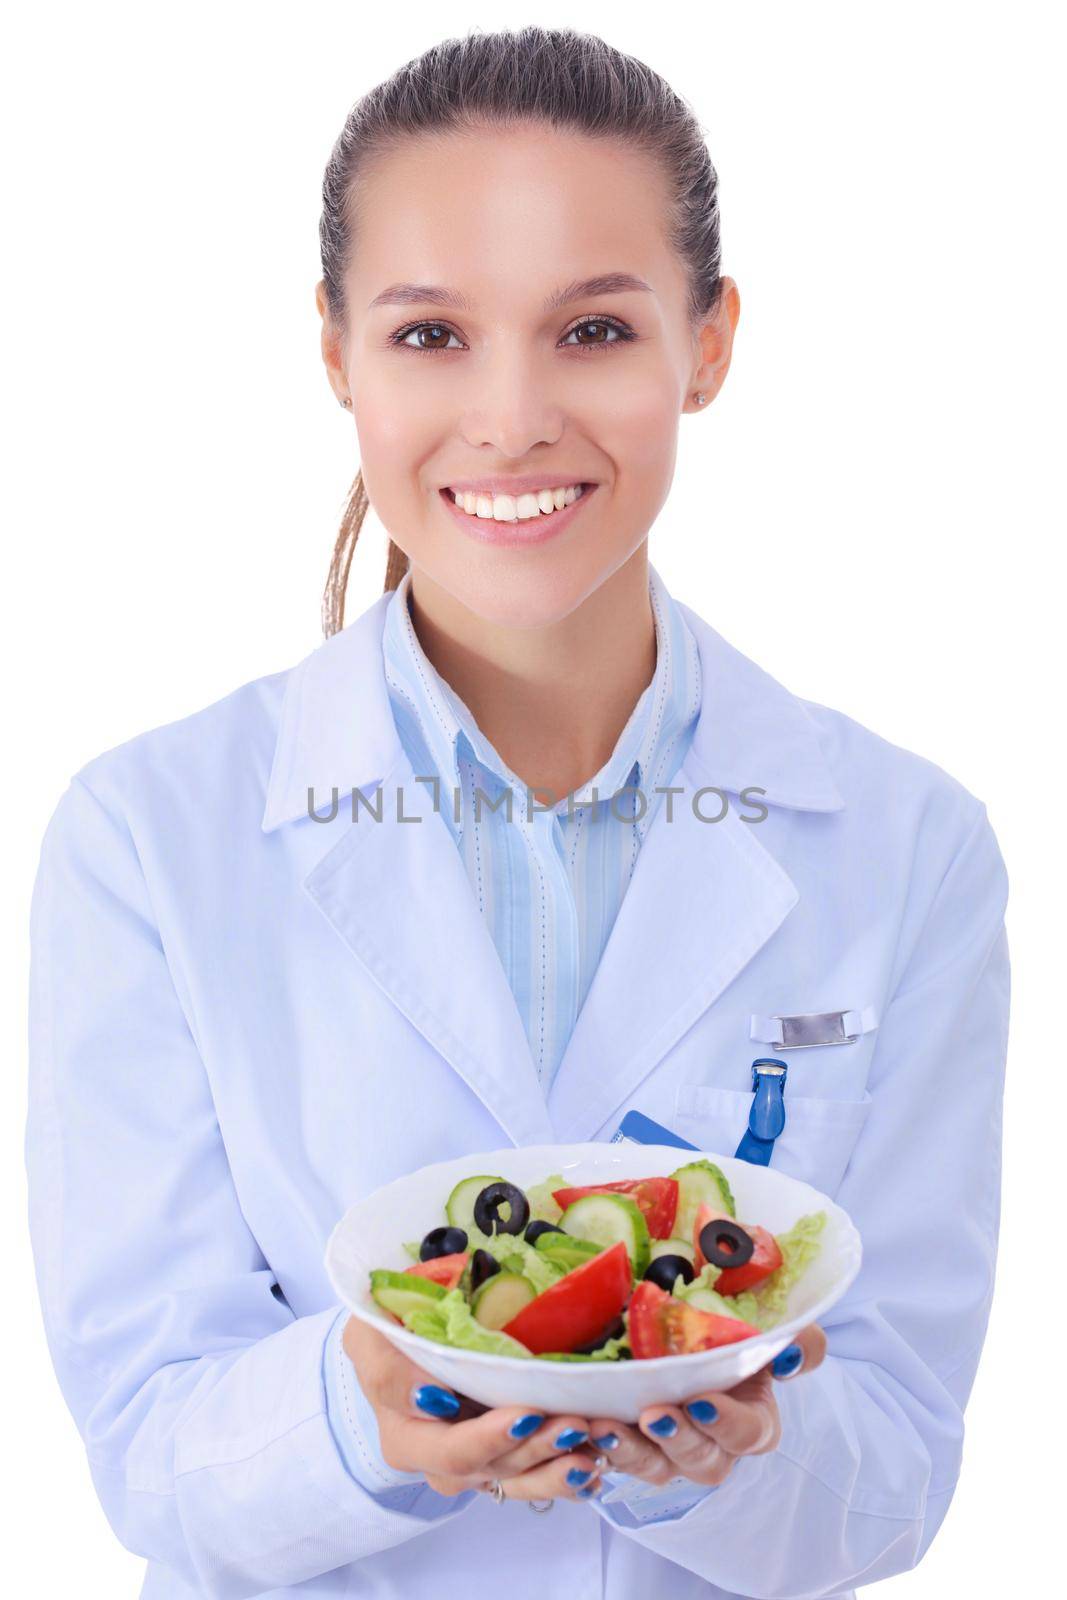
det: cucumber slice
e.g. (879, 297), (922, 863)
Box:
(649, 1236), (697, 1266)
(534, 1233), (602, 1259)
(534, 1238), (604, 1273)
(471, 1272), (536, 1330)
(559, 1193), (651, 1278)
(370, 1269), (448, 1322)
(445, 1174), (508, 1235)
(670, 1159), (736, 1243)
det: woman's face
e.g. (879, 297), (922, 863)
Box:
(319, 122), (738, 629)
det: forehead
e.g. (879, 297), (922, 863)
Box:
(350, 123), (683, 314)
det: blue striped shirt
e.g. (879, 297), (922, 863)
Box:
(381, 561), (702, 1091)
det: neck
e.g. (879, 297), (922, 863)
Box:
(404, 545), (657, 803)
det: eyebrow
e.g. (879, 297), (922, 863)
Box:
(367, 272), (653, 313)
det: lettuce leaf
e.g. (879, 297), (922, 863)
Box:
(540, 1331), (632, 1362)
(464, 1224), (568, 1296)
(525, 1173), (566, 1225)
(746, 1210), (827, 1324)
(400, 1287), (533, 1358)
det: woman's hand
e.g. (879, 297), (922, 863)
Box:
(343, 1316), (608, 1502)
(586, 1324), (827, 1489)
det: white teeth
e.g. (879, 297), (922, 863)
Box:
(450, 484), (586, 523)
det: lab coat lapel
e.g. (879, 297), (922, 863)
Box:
(261, 594), (555, 1148)
(302, 751), (556, 1147)
(545, 748), (800, 1141)
(546, 601), (847, 1143)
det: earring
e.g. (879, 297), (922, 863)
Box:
(695, 391), (707, 405)
(339, 396), (352, 409)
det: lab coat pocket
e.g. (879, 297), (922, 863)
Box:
(672, 1083), (873, 1199)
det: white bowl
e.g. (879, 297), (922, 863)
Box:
(325, 1142), (862, 1423)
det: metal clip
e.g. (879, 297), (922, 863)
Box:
(750, 1007), (879, 1050)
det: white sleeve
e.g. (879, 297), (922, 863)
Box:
(26, 776), (474, 1600)
(592, 800), (1010, 1596)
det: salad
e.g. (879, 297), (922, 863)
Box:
(369, 1160), (827, 1362)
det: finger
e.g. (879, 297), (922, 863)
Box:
(585, 1420), (676, 1485)
(766, 1323), (827, 1381)
(648, 1369), (779, 1458)
(381, 1407), (595, 1482)
(631, 1405), (738, 1482)
(486, 1418), (603, 1478)
(467, 1448), (608, 1504)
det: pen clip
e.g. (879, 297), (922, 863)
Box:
(749, 1058), (787, 1140)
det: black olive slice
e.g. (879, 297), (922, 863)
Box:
(419, 1224), (469, 1261)
(697, 1218), (754, 1269)
(473, 1180), (530, 1237)
(643, 1253), (696, 1293)
(524, 1220), (564, 1245)
(469, 1247), (502, 1293)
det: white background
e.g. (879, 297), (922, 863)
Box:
(3, 1), (1062, 1593)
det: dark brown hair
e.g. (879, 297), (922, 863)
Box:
(318, 24), (723, 637)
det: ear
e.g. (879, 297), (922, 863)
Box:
(316, 279), (350, 406)
(685, 276), (741, 412)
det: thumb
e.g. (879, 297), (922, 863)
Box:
(768, 1322), (827, 1381)
(345, 1314), (467, 1420)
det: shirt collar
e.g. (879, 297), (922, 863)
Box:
(261, 561), (845, 836)
(380, 562), (700, 833)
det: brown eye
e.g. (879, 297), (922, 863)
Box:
(414, 324), (453, 350)
(561, 317), (634, 352)
(391, 321), (463, 352)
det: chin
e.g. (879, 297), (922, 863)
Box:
(449, 559), (615, 632)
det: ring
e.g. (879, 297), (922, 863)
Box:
(527, 1497), (555, 1513)
(484, 1479), (506, 1504)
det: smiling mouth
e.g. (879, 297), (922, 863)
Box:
(440, 483), (594, 526)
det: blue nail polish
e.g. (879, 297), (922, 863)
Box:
(577, 1483), (600, 1498)
(648, 1414), (678, 1438)
(771, 1343), (804, 1380)
(566, 1467), (592, 1486)
(508, 1412), (546, 1439)
(412, 1383), (460, 1418)
(685, 1400), (719, 1424)
(555, 1427), (588, 1450)
(593, 1432), (619, 1450)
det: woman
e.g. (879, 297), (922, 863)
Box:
(25, 26), (1009, 1600)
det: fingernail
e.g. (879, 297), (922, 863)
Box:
(566, 1466), (593, 1486)
(412, 1383), (460, 1418)
(685, 1399), (719, 1424)
(771, 1343), (805, 1380)
(578, 1482), (601, 1498)
(647, 1414), (678, 1438)
(508, 1412), (546, 1440)
(593, 1432), (619, 1450)
(554, 1427), (588, 1450)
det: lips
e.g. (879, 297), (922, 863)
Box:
(438, 482), (598, 548)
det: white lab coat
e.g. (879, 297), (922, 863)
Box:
(25, 584), (1010, 1599)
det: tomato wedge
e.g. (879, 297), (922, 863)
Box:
(405, 1252), (468, 1290)
(692, 1202), (782, 1295)
(501, 1240), (632, 1354)
(551, 1177), (679, 1239)
(628, 1280), (761, 1358)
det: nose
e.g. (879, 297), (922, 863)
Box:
(457, 348), (566, 458)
